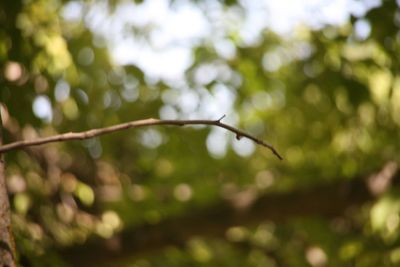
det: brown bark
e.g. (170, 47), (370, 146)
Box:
(61, 178), (374, 267)
(0, 118), (282, 160)
(0, 109), (16, 266)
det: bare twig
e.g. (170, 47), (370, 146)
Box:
(215, 114), (226, 122)
(0, 118), (283, 160)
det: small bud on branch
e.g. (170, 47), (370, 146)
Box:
(0, 118), (283, 160)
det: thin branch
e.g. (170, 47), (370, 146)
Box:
(215, 114), (226, 123)
(0, 118), (283, 160)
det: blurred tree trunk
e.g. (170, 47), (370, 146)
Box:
(62, 177), (376, 267)
(0, 107), (16, 266)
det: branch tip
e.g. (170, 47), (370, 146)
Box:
(215, 114), (226, 123)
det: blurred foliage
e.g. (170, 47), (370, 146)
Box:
(1, 0), (400, 266)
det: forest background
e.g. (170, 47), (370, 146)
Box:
(1, 0), (400, 266)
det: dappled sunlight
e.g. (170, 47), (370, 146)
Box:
(226, 226), (248, 242)
(129, 184), (147, 202)
(206, 128), (229, 158)
(369, 70), (392, 105)
(232, 138), (255, 157)
(188, 238), (213, 263)
(96, 210), (122, 238)
(174, 183), (193, 202)
(367, 161), (398, 196)
(32, 96), (53, 122)
(305, 246), (327, 267)
(4, 61), (24, 82)
(254, 170), (275, 190)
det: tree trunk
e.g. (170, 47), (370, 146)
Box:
(0, 107), (16, 266)
(61, 177), (375, 267)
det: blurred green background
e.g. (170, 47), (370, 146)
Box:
(1, 0), (400, 266)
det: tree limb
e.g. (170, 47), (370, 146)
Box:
(0, 118), (283, 160)
(61, 178), (374, 267)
